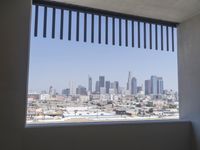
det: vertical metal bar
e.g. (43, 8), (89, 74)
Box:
(149, 23), (152, 49)
(119, 18), (122, 46)
(43, 6), (47, 37)
(34, 5), (39, 37)
(112, 17), (115, 45)
(68, 10), (72, 41)
(172, 27), (174, 52)
(76, 11), (79, 41)
(155, 24), (158, 50)
(52, 8), (56, 39)
(138, 21), (140, 48)
(132, 20), (134, 47)
(105, 16), (108, 44)
(144, 22), (146, 49)
(91, 14), (94, 43)
(84, 13), (87, 42)
(60, 9), (64, 40)
(161, 25), (163, 50)
(98, 15), (101, 44)
(166, 26), (169, 51)
(125, 19), (128, 47)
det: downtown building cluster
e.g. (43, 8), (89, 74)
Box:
(61, 72), (164, 98)
(145, 76), (164, 98)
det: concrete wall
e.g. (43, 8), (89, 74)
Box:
(178, 13), (200, 150)
(0, 1), (31, 150)
(0, 1), (193, 150)
(23, 121), (192, 150)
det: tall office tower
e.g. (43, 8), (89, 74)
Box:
(62, 88), (70, 96)
(110, 82), (114, 89)
(157, 77), (164, 94)
(105, 81), (111, 94)
(145, 80), (151, 95)
(53, 89), (57, 96)
(151, 76), (158, 95)
(49, 86), (53, 96)
(88, 76), (92, 93)
(127, 71), (132, 94)
(100, 87), (106, 94)
(76, 85), (87, 95)
(110, 82), (115, 94)
(114, 81), (119, 94)
(69, 81), (76, 95)
(99, 76), (105, 88)
(95, 81), (100, 93)
(131, 77), (137, 95)
(137, 86), (143, 93)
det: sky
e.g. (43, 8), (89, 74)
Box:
(28, 6), (178, 92)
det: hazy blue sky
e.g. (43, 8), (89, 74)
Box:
(28, 6), (178, 92)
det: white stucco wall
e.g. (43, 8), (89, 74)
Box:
(178, 13), (200, 150)
(0, 1), (31, 150)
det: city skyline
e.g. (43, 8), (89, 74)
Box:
(29, 72), (167, 95)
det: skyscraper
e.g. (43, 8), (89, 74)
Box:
(127, 71), (132, 94)
(69, 81), (76, 95)
(100, 87), (106, 94)
(99, 76), (105, 88)
(95, 81), (100, 93)
(137, 86), (143, 93)
(62, 88), (70, 96)
(88, 76), (92, 93)
(145, 80), (151, 95)
(157, 77), (164, 94)
(49, 86), (53, 96)
(105, 81), (110, 94)
(113, 81), (119, 94)
(131, 77), (137, 95)
(76, 85), (87, 95)
(151, 76), (158, 95)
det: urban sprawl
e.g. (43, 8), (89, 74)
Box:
(27, 72), (179, 123)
